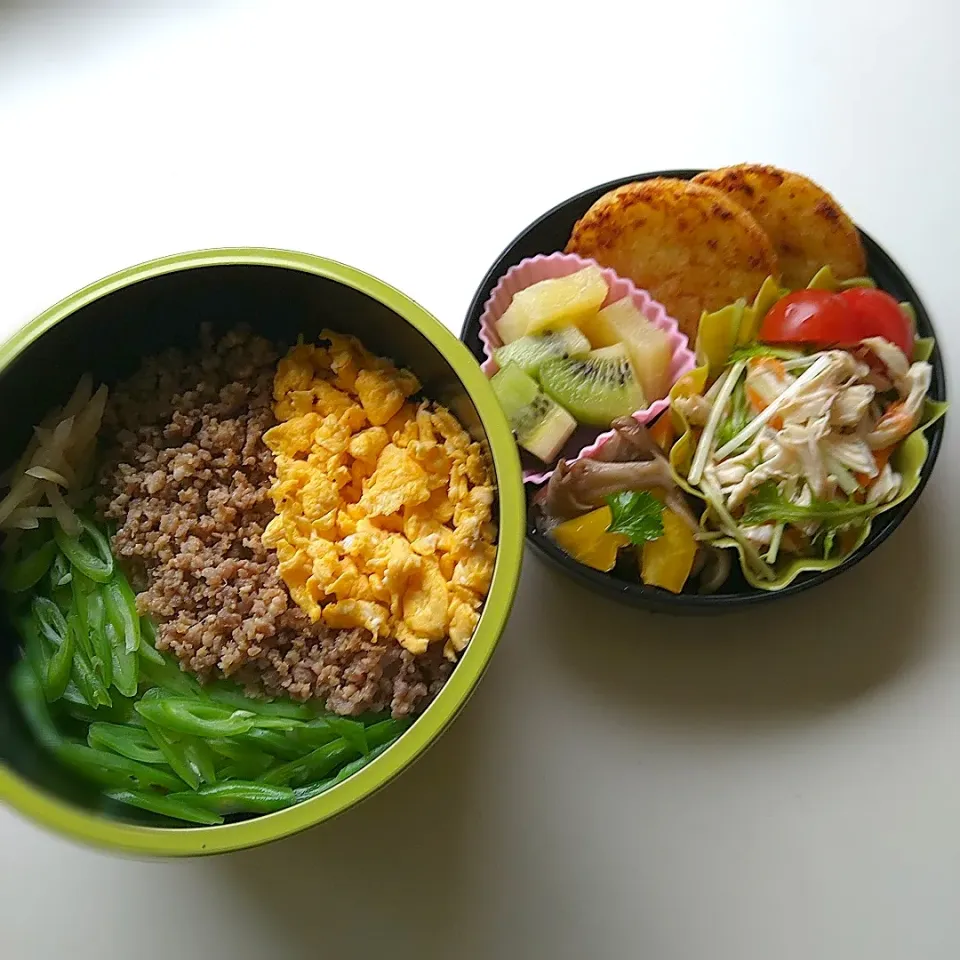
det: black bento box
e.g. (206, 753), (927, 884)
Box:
(460, 170), (947, 613)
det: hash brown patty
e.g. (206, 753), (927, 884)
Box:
(566, 177), (779, 340)
(693, 164), (866, 290)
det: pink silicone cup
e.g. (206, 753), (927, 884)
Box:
(478, 252), (697, 484)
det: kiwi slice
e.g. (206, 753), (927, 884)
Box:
(539, 344), (646, 428)
(494, 326), (591, 377)
(490, 362), (578, 462)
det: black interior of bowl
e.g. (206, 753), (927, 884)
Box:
(461, 170), (947, 614)
(0, 262), (485, 824)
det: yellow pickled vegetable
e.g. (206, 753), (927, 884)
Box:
(736, 275), (783, 345)
(667, 365), (708, 478)
(695, 299), (743, 378)
(552, 506), (628, 572)
(640, 508), (697, 593)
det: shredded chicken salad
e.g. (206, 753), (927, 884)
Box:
(672, 276), (941, 584)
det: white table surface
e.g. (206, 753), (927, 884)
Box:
(1, 2), (958, 957)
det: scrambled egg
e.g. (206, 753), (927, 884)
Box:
(262, 331), (497, 661)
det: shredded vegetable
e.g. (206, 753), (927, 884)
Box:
(670, 270), (944, 589)
(0, 375), (108, 539)
(713, 354), (831, 460)
(689, 361), (746, 486)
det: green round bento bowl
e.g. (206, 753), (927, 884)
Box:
(0, 248), (524, 856)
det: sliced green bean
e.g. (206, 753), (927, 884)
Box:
(137, 616), (165, 666)
(248, 716), (300, 731)
(10, 660), (63, 751)
(207, 738), (271, 763)
(135, 694), (299, 737)
(70, 572), (101, 674)
(138, 654), (203, 697)
(216, 756), (275, 780)
(170, 782), (295, 815)
(365, 717), (412, 747)
(32, 595), (68, 648)
(184, 739), (218, 786)
(236, 728), (304, 761)
(49, 550), (72, 589)
(0, 539), (56, 593)
(33, 594), (80, 701)
(139, 717), (201, 791)
(318, 716), (368, 754)
(106, 621), (137, 697)
(62, 693), (137, 726)
(292, 738), (397, 803)
(43, 614), (74, 702)
(81, 580), (113, 686)
(87, 723), (167, 764)
(55, 742), (182, 792)
(53, 517), (114, 583)
(103, 575), (140, 654)
(288, 719), (340, 751)
(204, 683), (317, 720)
(207, 740), (274, 779)
(70, 643), (113, 709)
(67, 606), (97, 671)
(260, 737), (358, 787)
(71, 569), (90, 630)
(61, 680), (92, 711)
(136, 697), (257, 738)
(105, 789), (224, 826)
(51, 585), (73, 614)
(283, 720), (406, 793)
(15, 614), (49, 688)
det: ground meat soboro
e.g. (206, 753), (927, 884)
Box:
(97, 327), (451, 716)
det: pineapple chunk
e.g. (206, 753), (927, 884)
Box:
(590, 299), (673, 402)
(498, 266), (607, 343)
(577, 307), (621, 349)
(496, 300), (531, 345)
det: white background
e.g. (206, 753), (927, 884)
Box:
(1, 2), (959, 958)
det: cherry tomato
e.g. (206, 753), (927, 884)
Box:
(759, 289), (862, 346)
(759, 287), (914, 356)
(836, 288), (913, 357)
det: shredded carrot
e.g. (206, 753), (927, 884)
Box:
(746, 386), (783, 429)
(874, 401), (906, 433)
(745, 358), (786, 429)
(874, 446), (894, 473)
(749, 356), (787, 377)
(854, 445), (894, 487)
(649, 414), (674, 451)
(746, 385), (766, 411)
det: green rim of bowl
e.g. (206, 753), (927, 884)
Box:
(0, 247), (524, 856)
